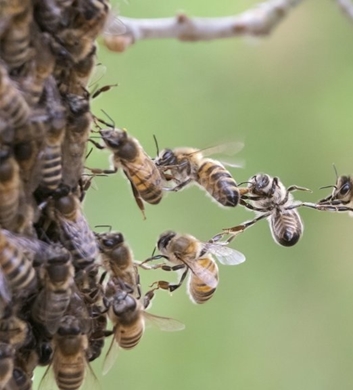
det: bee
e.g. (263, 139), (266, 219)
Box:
(6, 367), (32, 390)
(222, 174), (311, 247)
(39, 77), (67, 192)
(95, 230), (141, 297)
(0, 146), (21, 231)
(0, 305), (31, 350)
(0, 228), (37, 296)
(90, 124), (163, 219)
(154, 142), (244, 208)
(39, 315), (95, 390)
(0, 343), (14, 389)
(0, 64), (30, 130)
(51, 188), (99, 271)
(103, 287), (185, 375)
(318, 174), (353, 214)
(31, 246), (75, 335)
(142, 231), (245, 297)
(0, 0), (33, 73)
(61, 94), (91, 189)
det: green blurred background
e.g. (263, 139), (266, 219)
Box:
(34, 1), (353, 389)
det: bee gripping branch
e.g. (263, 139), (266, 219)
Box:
(103, 0), (303, 52)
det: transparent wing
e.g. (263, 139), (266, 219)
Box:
(83, 359), (101, 390)
(204, 242), (246, 265)
(144, 312), (185, 331)
(102, 331), (120, 376)
(38, 354), (56, 390)
(102, 9), (126, 36)
(180, 257), (218, 289)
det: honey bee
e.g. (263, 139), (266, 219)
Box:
(0, 343), (14, 389)
(318, 174), (353, 214)
(154, 142), (244, 208)
(39, 315), (96, 390)
(103, 287), (185, 375)
(222, 174), (310, 247)
(0, 0), (33, 73)
(0, 64), (30, 130)
(61, 94), (91, 189)
(90, 125), (163, 219)
(142, 231), (245, 296)
(0, 229), (37, 296)
(51, 188), (99, 271)
(0, 146), (21, 231)
(39, 77), (67, 192)
(31, 246), (74, 335)
(95, 230), (141, 297)
(0, 305), (31, 350)
(6, 367), (32, 390)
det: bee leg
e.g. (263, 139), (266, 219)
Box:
(298, 202), (353, 213)
(124, 172), (146, 219)
(239, 199), (268, 212)
(88, 138), (105, 150)
(91, 84), (118, 100)
(287, 185), (312, 193)
(140, 254), (169, 268)
(85, 166), (117, 175)
(164, 179), (193, 192)
(149, 267), (188, 294)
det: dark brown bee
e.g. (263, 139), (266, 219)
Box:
(91, 126), (163, 219)
(0, 64), (30, 130)
(51, 189), (99, 271)
(155, 143), (244, 208)
(0, 146), (21, 231)
(31, 246), (74, 335)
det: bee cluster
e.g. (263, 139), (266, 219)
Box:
(0, 1), (353, 390)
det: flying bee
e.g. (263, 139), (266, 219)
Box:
(154, 142), (245, 208)
(103, 287), (185, 375)
(0, 146), (21, 231)
(0, 343), (14, 390)
(39, 315), (97, 390)
(90, 122), (163, 219)
(50, 188), (99, 271)
(95, 230), (141, 297)
(0, 0), (33, 74)
(142, 231), (245, 296)
(0, 64), (30, 130)
(220, 174), (311, 247)
(31, 246), (75, 335)
(0, 228), (37, 296)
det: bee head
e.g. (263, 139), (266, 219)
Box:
(335, 176), (352, 201)
(157, 231), (176, 251)
(100, 232), (124, 249)
(112, 290), (137, 316)
(155, 149), (177, 166)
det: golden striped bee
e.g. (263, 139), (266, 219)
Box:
(39, 315), (97, 390)
(90, 125), (163, 219)
(142, 231), (245, 300)
(103, 287), (185, 375)
(154, 142), (244, 208)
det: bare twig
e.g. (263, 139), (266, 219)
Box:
(336, 0), (353, 21)
(103, 0), (303, 52)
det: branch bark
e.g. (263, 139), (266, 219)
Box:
(103, 0), (303, 52)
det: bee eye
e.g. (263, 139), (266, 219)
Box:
(340, 183), (351, 196)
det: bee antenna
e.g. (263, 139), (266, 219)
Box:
(319, 185), (337, 190)
(101, 109), (115, 128)
(237, 181), (251, 186)
(151, 246), (157, 257)
(332, 163), (338, 179)
(94, 224), (112, 232)
(153, 134), (160, 156)
(85, 148), (93, 160)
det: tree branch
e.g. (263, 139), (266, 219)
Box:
(336, 0), (353, 21)
(103, 0), (303, 52)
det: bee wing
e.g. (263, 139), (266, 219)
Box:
(58, 214), (99, 260)
(102, 330), (120, 375)
(103, 9), (126, 36)
(83, 359), (101, 390)
(144, 312), (185, 331)
(38, 358), (56, 390)
(180, 257), (218, 289)
(205, 243), (246, 265)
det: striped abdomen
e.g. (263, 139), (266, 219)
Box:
(40, 143), (62, 191)
(269, 209), (303, 247)
(197, 160), (239, 207)
(187, 257), (219, 304)
(0, 232), (37, 294)
(53, 352), (86, 390)
(123, 155), (163, 205)
(118, 317), (145, 350)
(0, 156), (20, 231)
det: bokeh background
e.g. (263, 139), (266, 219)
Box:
(34, 1), (353, 389)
